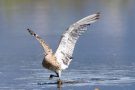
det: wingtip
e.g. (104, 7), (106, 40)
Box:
(96, 12), (100, 19)
(27, 28), (30, 30)
(27, 28), (31, 33)
(27, 28), (35, 36)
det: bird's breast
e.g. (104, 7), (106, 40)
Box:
(42, 54), (61, 71)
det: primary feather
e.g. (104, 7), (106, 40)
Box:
(55, 12), (100, 70)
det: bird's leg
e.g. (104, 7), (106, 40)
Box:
(49, 71), (60, 79)
(49, 74), (58, 79)
(49, 71), (63, 88)
(56, 71), (63, 88)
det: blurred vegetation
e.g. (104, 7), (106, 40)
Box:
(0, 0), (131, 9)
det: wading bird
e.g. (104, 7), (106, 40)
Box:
(27, 12), (100, 84)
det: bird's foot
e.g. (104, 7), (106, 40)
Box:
(49, 74), (54, 80)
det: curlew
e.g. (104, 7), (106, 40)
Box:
(27, 12), (100, 84)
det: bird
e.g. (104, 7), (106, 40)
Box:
(27, 12), (100, 84)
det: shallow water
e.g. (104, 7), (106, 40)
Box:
(0, 0), (135, 90)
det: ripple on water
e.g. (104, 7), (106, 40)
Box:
(15, 65), (135, 88)
(1, 65), (135, 89)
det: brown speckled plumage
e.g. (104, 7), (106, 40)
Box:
(27, 29), (61, 72)
(42, 54), (61, 71)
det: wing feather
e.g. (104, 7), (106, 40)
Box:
(27, 29), (53, 55)
(55, 13), (100, 70)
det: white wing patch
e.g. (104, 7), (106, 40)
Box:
(55, 13), (100, 70)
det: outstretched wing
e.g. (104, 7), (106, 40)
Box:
(55, 13), (100, 70)
(27, 29), (53, 55)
